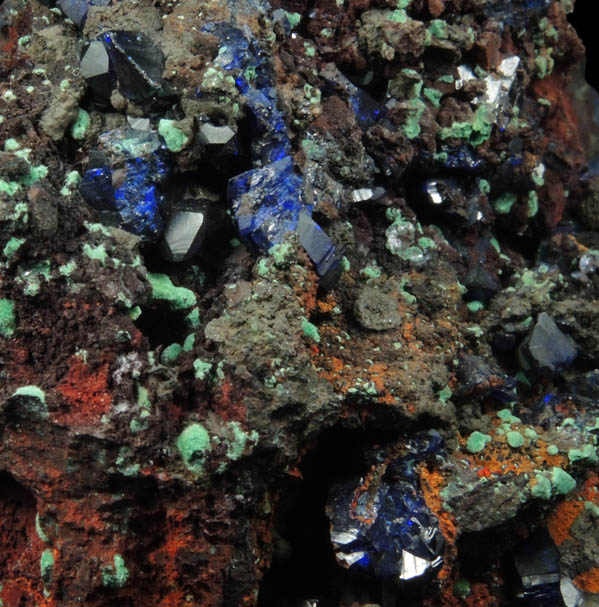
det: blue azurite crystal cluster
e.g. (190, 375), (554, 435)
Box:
(326, 431), (444, 581)
(207, 22), (343, 286)
(77, 21), (343, 286)
(80, 128), (169, 240)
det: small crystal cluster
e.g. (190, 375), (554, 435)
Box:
(326, 431), (444, 581)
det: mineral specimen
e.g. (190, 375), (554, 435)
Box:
(3, 0), (599, 604)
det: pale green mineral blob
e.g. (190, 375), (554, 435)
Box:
(466, 431), (491, 454)
(158, 119), (189, 152)
(551, 467), (576, 494)
(454, 579), (471, 599)
(71, 108), (89, 140)
(3, 236), (26, 258)
(531, 474), (552, 500)
(161, 343), (182, 365)
(301, 318), (320, 343)
(177, 423), (211, 473)
(493, 192), (518, 215)
(40, 549), (54, 584)
(0, 298), (16, 338)
(147, 273), (196, 310)
(507, 431), (525, 448)
(194, 359), (213, 380)
(102, 554), (129, 588)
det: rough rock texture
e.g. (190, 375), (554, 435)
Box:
(2, 0), (599, 606)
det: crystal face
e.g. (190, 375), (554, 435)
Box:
(161, 204), (209, 262)
(326, 432), (445, 581)
(517, 312), (578, 375)
(79, 31), (176, 109)
(80, 129), (169, 240)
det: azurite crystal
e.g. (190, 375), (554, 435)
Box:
(80, 31), (176, 108)
(227, 155), (309, 250)
(326, 432), (444, 581)
(80, 128), (169, 239)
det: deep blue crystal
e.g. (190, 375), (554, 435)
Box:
(326, 432), (444, 580)
(296, 213), (342, 290)
(517, 312), (578, 375)
(227, 156), (311, 250)
(80, 129), (170, 240)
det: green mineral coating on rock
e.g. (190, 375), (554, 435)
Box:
(13, 385), (46, 403)
(0, 179), (21, 196)
(301, 318), (320, 343)
(40, 548), (54, 584)
(360, 263), (382, 279)
(527, 191), (539, 217)
(103, 554), (129, 589)
(183, 333), (195, 352)
(83, 243), (108, 264)
(284, 11), (301, 28)
(467, 300), (484, 312)
(177, 423), (211, 473)
(547, 444), (559, 455)
(479, 178), (491, 195)
(269, 241), (293, 265)
(226, 421), (258, 460)
(470, 106), (493, 145)
(524, 428), (538, 441)
(404, 113), (421, 139)
(428, 19), (448, 39)
(304, 43), (316, 57)
(185, 307), (200, 329)
(417, 236), (436, 250)
(127, 305), (142, 320)
(507, 431), (525, 448)
(70, 108), (89, 140)
(4, 138), (19, 151)
(257, 258), (270, 277)
(531, 474), (552, 500)
(3, 236), (26, 258)
(21, 165), (49, 187)
(35, 513), (50, 543)
(64, 170), (81, 187)
(438, 385), (452, 403)
(423, 87), (443, 107)
(466, 431), (492, 454)
(493, 192), (518, 215)
(551, 467), (576, 494)
(194, 359), (213, 380)
(341, 256), (350, 271)
(438, 74), (454, 83)
(85, 222), (111, 236)
(158, 119), (189, 152)
(454, 579), (471, 599)
(137, 385), (151, 410)
(568, 444), (598, 463)
(147, 273), (196, 311)
(496, 409), (520, 424)
(532, 164), (545, 186)
(388, 8), (408, 22)
(585, 501), (599, 517)
(397, 0), (412, 7)
(440, 121), (472, 140)
(161, 343), (182, 365)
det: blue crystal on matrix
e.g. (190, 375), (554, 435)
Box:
(80, 129), (169, 240)
(326, 431), (444, 580)
(297, 213), (342, 291)
(227, 156), (310, 250)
